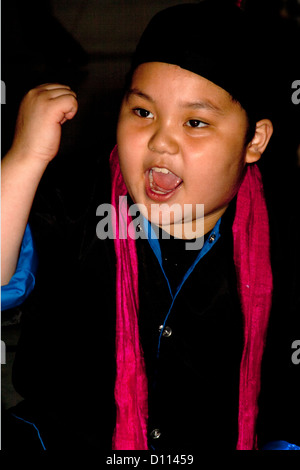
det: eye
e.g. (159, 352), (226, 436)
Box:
(185, 119), (208, 128)
(133, 108), (154, 119)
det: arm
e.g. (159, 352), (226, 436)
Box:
(1, 83), (78, 285)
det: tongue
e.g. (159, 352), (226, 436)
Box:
(152, 170), (182, 191)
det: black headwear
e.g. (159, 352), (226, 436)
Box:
(129, 0), (272, 121)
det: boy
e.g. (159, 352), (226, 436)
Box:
(2, 1), (300, 451)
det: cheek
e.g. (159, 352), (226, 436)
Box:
(188, 144), (243, 178)
(117, 131), (144, 202)
(186, 141), (246, 204)
(117, 113), (131, 152)
(117, 118), (144, 169)
(117, 150), (136, 190)
(117, 118), (134, 175)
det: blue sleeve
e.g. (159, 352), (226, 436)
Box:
(1, 224), (38, 311)
(262, 441), (300, 450)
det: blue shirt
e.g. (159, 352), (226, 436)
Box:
(1, 224), (38, 311)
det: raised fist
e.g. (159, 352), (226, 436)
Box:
(11, 83), (78, 163)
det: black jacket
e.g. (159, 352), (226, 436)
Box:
(3, 178), (300, 452)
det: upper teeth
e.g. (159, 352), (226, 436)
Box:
(151, 167), (170, 174)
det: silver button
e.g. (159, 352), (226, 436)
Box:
(158, 325), (172, 337)
(209, 233), (216, 243)
(150, 429), (161, 440)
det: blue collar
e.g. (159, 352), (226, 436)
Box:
(142, 216), (221, 300)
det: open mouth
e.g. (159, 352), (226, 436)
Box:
(145, 167), (183, 200)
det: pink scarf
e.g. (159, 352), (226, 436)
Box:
(110, 145), (273, 450)
(232, 162), (273, 449)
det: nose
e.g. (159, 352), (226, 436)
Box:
(148, 124), (179, 155)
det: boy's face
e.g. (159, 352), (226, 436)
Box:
(117, 62), (251, 236)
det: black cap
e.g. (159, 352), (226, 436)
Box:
(129, 1), (273, 121)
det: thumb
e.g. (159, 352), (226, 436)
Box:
(60, 106), (78, 125)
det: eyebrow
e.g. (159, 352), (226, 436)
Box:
(126, 88), (225, 115)
(126, 88), (154, 103)
(179, 99), (225, 115)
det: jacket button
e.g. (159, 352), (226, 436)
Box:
(150, 429), (161, 440)
(158, 325), (172, 337)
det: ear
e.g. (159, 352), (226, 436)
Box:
(245, 119), (273, 163)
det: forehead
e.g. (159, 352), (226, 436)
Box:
(129, 62), (236, 112)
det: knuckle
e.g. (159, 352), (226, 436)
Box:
(27, 87), (42, 98)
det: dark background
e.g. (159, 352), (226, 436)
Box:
(2, 0), (300, 410)
(2, 0), (300, 215)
